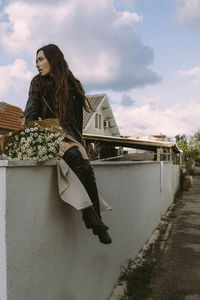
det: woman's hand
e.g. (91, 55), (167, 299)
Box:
(59, 140), (88, 159)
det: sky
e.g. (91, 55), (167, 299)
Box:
(0, 0), (200, 138)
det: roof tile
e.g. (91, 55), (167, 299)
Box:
(0, 102), (24, 131)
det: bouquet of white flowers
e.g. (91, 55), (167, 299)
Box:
(1, 118), (63, 162)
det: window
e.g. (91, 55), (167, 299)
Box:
(95, 113), (102, 129)
(99, 114), (101, 129)
(95, 113), (98, 128)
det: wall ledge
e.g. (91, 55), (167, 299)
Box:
(0, 159), (57, 168)
(91, 160), (160, 166)
(0, 159), (172, 168)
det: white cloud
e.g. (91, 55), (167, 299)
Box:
(0, 59), (33, 99)
(114, 11), (143, 27)
(0, 0), (160, 92)
(114, 101), (200, 137)
(175, 0), (200, 27)
(179, 66), (200, 84)
(1, 1), (77, 55)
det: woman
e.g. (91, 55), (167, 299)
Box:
(24, 44), (112, 244)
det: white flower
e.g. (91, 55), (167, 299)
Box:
(41, 146), (47, 153)
(27, 136), (33, 142)
(49, 146), (56, 153)
(21, 145), (26, 153)
(46, 136), (51, 142)
(59, 150), (64, 157)
(20, 137), (26, 143)
(37, 137), (43, 143)
(17, 153), (22, 160)
(25, 143), (30, 150)
(25, 128), (30, 133)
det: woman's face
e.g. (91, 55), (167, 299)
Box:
(36, 50), (51, 76)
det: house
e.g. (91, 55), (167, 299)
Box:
(0, 102), (24, 136)
(83, 94), (122, 160)
(0, 102), (24, 155)
(83, 94), (120, 137)
(123, 133), (174, 159)
(82, 134), (181, 164)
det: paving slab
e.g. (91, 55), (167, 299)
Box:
(150, 176), (200, 299)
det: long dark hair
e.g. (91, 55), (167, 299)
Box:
(36, 44), (93, 125)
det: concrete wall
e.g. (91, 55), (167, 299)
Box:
(160, 163), (180, 215)
(0, 166), (7, 300)
(0, 160), (180, 300)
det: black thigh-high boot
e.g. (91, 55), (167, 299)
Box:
(62, 146), (112, 244)
(82, 160), (101, 219)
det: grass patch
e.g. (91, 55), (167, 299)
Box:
(118, 220), (174, 299)
(120, 256), (156, 300)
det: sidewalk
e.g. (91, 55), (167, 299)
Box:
(149, 176), (200, 299)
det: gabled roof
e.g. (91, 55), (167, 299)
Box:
(83, 94), (106, 128)
(0, 102), (24, 131)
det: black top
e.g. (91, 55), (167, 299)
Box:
(24, 74), (84, 144)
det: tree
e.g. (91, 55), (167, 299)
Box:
(176, 132), (200, 173)
(175, 134), (187, 143)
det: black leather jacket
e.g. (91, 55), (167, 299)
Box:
(24, 74), (84, 144)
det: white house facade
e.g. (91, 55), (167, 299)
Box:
(83, 94), (120, 137)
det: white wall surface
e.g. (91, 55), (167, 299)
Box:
(0, 160), (180, 300)
(0, 167), (7, 300)
(85, 111), (105, 135)
(160, 162), (180, 215)
(174, 164), (180, 194)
